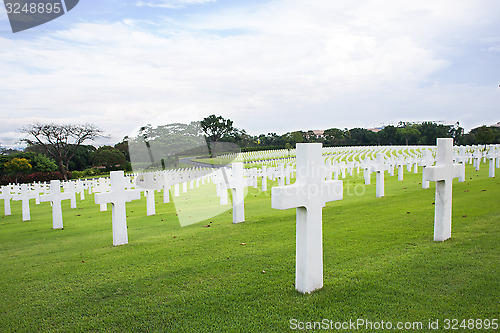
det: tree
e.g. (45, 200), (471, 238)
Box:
(128, 122), (206, 170)
(347, 128), (377, 145)
(449, 126), (465, 145)
(67, 145), (96, 171)
(285, 142), (292, 156)
(323, 128), (345, 146)
(415, 122), (450, 145)
(283, 131), (304, 145)
(92, 146), (127, 171)
(475, 126), (495, 145)
(114, 137), (131, 162)
(397, 125), (421, 145)
(20, 123), (104, 180)
(200, 115), (235, 157)
(304, 130), (319, 143)
(228, 129), (253, 150)
(378, 125), (399, 145)
(4, 151), (58, 172)
(4, 157), (32, 183)
(200, 115), (234, 142)
(30, 153), (58, 172)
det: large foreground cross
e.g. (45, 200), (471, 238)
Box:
(272, 143), (343, 293)
(95, 171), (141, 246)
(425, 138), (462, 241)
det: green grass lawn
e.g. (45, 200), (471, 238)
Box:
(0, 164), (498, 332)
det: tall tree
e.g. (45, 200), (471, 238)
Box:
(347, 128), (377, 145)
(68, 145), (97, 171)
(20, 123), (104, 180)
(323, 128), (345, 146)
(415, 122), (450, 145)
(474, 126), (496, 145)
(92, 146), (127, 171)
(200, 115), (235, 157)
(378, 125), (399, 145)
(449, 125), (465, 145)
(200, 115), (234, 143)
(115, 137), (131, 162)
(283, 131), (305, 145)
(397, 125), (421, 145)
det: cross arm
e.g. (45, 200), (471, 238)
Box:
(272, 184), (306, 210)
(125, 190), (141, 202)
(425, 164), (461, 182)
(95, 192), (112, 205)
(425, 165), (447, 182)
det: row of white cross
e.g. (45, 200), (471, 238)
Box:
(231, 143), (499, 166)
(0, 139), (498, 294)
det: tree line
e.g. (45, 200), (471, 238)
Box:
(202, 116), (500, 150)
(0, 118), (498, 184)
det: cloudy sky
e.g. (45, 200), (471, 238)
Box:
(1, 0), (499, 148)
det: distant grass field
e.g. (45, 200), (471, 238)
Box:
(0, 163), (498, 332)
(193, 157), (236, 166)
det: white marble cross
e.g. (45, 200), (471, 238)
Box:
(173, 182), (180, 197)
(276, 163), (287, 186)
(0, 186), (12, 216)
(454, 147), (467, 182)
(486, 146), (496, 178)
(66, 181), (78, 209)
(472, 149), (481, 171)
(259, 165), (268, 192)
(95, 171), (141, 246)
(214, 168), (229, 205)
(363, 163), (371, 185)
(75, 180), (86, 200)
(40, 180), (74, 229)
(247, 168), (258, 188)
(12, 184), (37, 221)
(135, 172), (164, 216)
(272, 143), (343, 293)
(397, 161), (404, 181)
(370, 153), (387, 198)
(94, 178), (110, 212)
(420, 150), (434, 189)
(145, 189), (156, 216)
(425, 138), (463, 241)
(162, 172), (171, 204)
(496, 146), (500, 169)
(224, 163), (249, 223)
(32, 183), (43, 205)
(388, 158), (395, 176)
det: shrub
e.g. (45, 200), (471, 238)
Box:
(0, 171), (68, 185)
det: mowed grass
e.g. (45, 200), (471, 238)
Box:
(0, 164), (498, 332)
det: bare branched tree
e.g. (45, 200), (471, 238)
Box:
(20, 123), (105, 180)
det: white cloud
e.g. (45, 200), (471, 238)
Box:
(0, 5), (7, 23)
(0, 0), (499, 148)
(136, 0), (216, 9)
